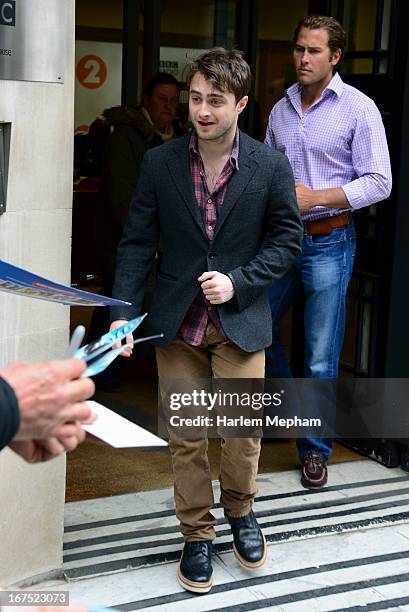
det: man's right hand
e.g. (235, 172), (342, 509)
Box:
(109, 320), (134, 357)
(0, 359), (95, 440)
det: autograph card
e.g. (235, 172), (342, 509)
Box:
(84, 401), (168, 448)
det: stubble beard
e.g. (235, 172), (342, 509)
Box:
(197, 117), (237, 143)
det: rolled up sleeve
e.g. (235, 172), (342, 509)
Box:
(342, 101), (392, 208)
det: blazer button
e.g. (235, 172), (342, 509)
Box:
(208, 252), (217, 259)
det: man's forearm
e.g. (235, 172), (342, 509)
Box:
(313, 187), (351, 208)
(296, 184), (352, 212)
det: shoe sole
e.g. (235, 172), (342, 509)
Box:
(300, 474), (328, 489)
(233, 533), (268, 569)
(177, 566), (213, 594)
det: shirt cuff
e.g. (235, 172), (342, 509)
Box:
(341, 181), (368, 210)
(0, 377), (20, 450)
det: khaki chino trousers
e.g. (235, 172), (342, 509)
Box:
(156, 322), (265, 541)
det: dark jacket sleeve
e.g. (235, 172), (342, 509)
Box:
(0, 377), (20, 451)
(228, 152), (303, 312)
(110, 150), (159, 321)
(104, 125), (148, 229)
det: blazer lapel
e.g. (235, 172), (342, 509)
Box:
(166, 137), (207, 239)
(213, 133), (258, 241)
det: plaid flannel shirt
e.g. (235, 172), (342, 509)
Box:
(179, 130), (239, 346)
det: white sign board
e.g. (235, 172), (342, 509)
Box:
(73, 44), (207, 133)
(160, 47), (208, 82)
(75, 40), (122, 133)
(0, 0), (66, 83)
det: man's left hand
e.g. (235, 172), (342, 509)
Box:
(198, 271), (235, 304)
(9, 420), (92, 463)
(9, 438), (67, 463)
(295, 183), (318, 212)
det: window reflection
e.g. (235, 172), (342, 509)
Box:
(341, 0), (392, 75)
(342, 58), (374, 75)
(381, 0), (392, 50)
(255, 0), (308, 138)
(343, 0), (377, 53)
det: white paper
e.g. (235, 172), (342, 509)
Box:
(84, 401), (168, 448)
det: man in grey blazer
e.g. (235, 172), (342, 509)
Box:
(110, 48), (302, 594)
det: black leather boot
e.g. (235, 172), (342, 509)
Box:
(178, 540), (213, 593)
(227, 510), (267, 568)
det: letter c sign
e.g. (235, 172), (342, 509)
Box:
(0, 1), (16, 26)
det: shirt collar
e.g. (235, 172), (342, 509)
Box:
(189, 129), (240, 170)
(141, 106), (153, 125)
(286, 71), (344, 103)
(326, 72), (344, 96)
(141, 106), (174, 140)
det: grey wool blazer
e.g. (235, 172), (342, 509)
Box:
(111, 130), (303, 352)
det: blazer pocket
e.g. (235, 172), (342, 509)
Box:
(242, 189), (265, 196)
(158, 271), (178, 281)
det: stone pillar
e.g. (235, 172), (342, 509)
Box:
(0, 0), (75, 586)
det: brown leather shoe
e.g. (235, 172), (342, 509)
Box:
(300, 452), (328, 488)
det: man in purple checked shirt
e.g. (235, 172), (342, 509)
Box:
(265, 15), (392, 488)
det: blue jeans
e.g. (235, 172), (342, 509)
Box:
(265, 222), (356, 461)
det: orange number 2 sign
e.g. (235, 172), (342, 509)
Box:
(76, 55), (107, 89)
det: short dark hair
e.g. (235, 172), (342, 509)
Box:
(293, 15), (347, 58)
(142, 72), (180, 97)
(186, 47), (252, 102)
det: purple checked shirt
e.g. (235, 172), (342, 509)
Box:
(265, 72), (392, 221)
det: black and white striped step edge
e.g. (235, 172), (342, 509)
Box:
(64, 475), (409, 540)
(111, 553), (409, 611)
(63, 462), (409, 581)
(65, 460), (397, 529)
(57, 523), (409, 611)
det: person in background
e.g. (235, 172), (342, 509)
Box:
(87, 73), (184, 389)
(264, 15), (392, 488)
(0, 358), (95, 462)
(103, 72), (183, 234)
